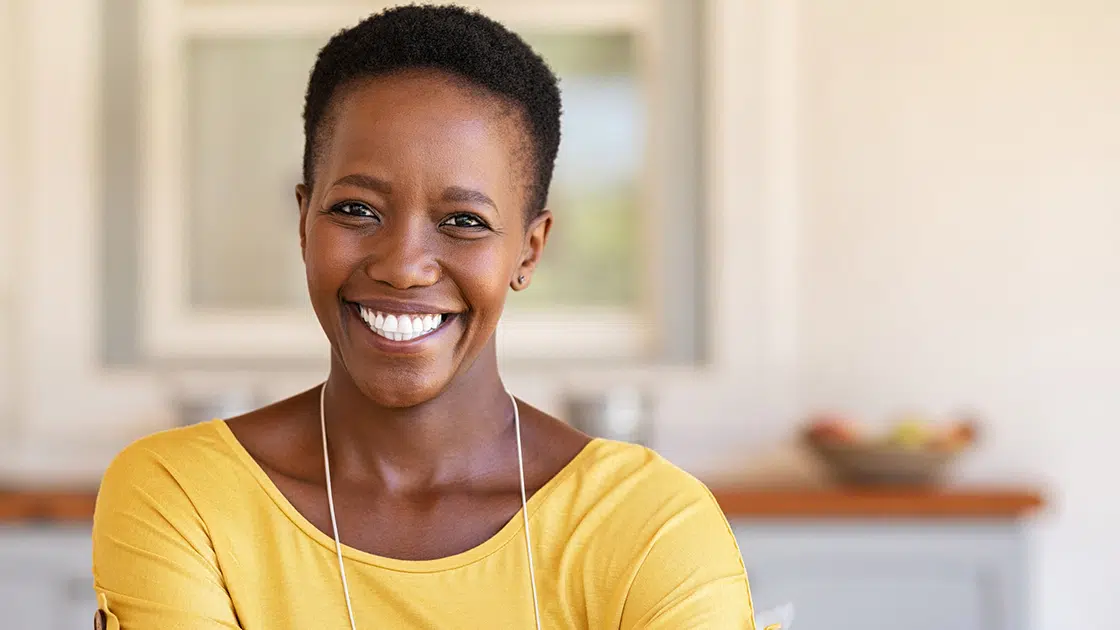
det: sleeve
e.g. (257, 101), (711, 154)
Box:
(620, 486), (757, 630)
(91, 441), (243, 629)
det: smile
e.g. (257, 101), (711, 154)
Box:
(354, 304), (449, 342)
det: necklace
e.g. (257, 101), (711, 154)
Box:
(318, 383), (542, 630)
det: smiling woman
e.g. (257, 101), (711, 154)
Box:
(91, 5), (756, 629)
(300, 65), (554, 408)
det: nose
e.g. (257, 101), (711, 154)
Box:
(362, 217), (440, 290)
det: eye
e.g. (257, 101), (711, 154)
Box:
(441, 213), (488, 229)
(330, 201), (377, 219)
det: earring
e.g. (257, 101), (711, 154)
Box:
(517, 275), (526, 285)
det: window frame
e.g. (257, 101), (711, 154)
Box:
(138, 0), (704, 363)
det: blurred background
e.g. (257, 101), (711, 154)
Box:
(1, 0), (1118, 628)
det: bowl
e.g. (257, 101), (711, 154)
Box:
(805, 440), (958, 487)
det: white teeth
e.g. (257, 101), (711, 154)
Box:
(356, 306), (447, 341)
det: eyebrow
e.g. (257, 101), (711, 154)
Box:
(331, 173), (393, 194)
(329, 176), (497, 212)
(441, 186), (498, 212)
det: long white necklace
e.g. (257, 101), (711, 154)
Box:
(318, 383), (542, 630)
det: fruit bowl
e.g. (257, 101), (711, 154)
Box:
(802, 416), (977, 487)
(805, 440), (957, 486)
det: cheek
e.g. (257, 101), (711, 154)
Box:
(451, 244), (514, 315)
(304, 223), (361, 294)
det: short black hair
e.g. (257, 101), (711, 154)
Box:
(302, 4), (562, 217)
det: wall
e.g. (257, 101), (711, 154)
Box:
(795, 1), (1120, 628)
(0, 0), (20, 438)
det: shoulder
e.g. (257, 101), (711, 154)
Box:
(562, 442), (754, 625)
(93, 422), (248, 580)
(93, 423), (246, 624)
(95, 420), (247, 525)
(567, 438), (720, 513)
(99, 421), (238, 489)
(542, 438), (733, 548)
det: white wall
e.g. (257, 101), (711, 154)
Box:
(0, 0), (20, 438)
(794, 1), (1120, 628)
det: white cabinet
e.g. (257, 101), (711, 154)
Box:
(1, 520), (1031, 629)
(0, 527), (95, 630)
(734, 521), (1029, 630)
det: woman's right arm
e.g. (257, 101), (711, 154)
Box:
(92, 441), (243, 629)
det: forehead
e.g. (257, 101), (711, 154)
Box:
(316, 70), (530, 195)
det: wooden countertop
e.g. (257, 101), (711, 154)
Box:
(0, 486), (1044, 524)
(711, 487), (1045, 519)
(0, 490), (97, 523)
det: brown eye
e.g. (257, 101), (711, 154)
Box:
(331, 201), (377, 219)
(441, 213), (487, 229)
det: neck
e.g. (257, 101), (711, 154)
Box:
(320, 345), (517, 493)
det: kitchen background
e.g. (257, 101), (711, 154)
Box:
(1, 0), (1118, 628)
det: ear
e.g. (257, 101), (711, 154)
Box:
(296, 183), (311, 260)
(512, 210), (552, 291)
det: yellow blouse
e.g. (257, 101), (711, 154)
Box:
(92, 420), (757, 629)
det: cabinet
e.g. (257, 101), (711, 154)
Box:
(733, 521), (1029, 630)
(1, 520), (1030, 629)
(0, 527), (95, 630)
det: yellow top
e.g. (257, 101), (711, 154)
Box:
(92, 420), (757, 629)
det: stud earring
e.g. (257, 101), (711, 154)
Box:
(517, 275), (526, 285)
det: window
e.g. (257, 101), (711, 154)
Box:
(115, 0), (706, 364)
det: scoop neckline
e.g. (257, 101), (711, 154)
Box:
(209, 418), (601, 573)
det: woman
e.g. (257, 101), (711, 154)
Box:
(92, 5), (756, 628)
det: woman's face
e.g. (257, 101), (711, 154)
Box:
(297, 69), (550, 407)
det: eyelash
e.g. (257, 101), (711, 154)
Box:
(330, 201), (377, 219)
(327, 203), (489, 231)
(442, 213), (489, 230)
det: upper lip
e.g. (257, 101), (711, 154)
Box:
(344, 298), (459, 315)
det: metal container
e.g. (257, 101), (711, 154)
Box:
(562, 387), (652, 445)
(172, 389), (260, 426)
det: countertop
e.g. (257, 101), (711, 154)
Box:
(0, 486), (1045, 524)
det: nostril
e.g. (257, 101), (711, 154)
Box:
(364, 256), (441, 290)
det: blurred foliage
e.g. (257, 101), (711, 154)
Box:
(509, 185), (641, 309)
(509, 32), (644, 311)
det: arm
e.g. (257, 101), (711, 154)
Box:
(92, 442), (242, 629)
(620, 488), (756, 629)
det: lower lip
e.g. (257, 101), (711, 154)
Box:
(346, 303), (456, 355)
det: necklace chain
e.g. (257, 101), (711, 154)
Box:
(318, 383), (542, 629)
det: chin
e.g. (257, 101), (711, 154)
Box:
(329, 336), (457, 407)
(351, 365), (452, 409)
